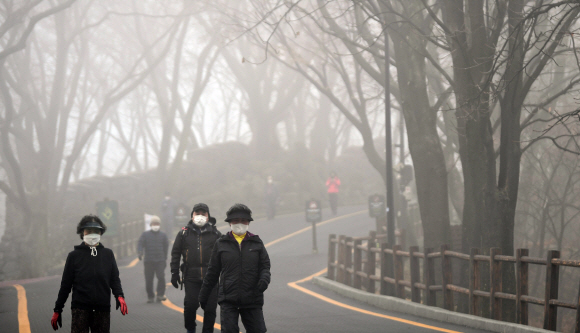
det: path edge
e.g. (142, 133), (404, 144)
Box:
(312, 276), (550, 333)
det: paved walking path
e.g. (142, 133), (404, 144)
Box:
(0, 205), (495, 333)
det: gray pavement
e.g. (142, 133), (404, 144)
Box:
(0, 205), (503, 332)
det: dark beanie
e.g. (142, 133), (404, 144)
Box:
(225, 203), (253, 222)
(191, 203), (210, 218)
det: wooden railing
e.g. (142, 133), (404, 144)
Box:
(103, 220), (142, 259)
(327, 232), (580, 333)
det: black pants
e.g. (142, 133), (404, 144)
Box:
(328, 192), (338, 215)
(144, 261), (166, 299)
(184, 279), (218, 332)
(71, 308), (110, 333)
(220, 303), (266, 333)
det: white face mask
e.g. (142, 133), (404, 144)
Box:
(230, 223), (248, 235)
(151, 225), (160, 232)
(193, 215), (208, 227)
(84, 233), (100, 246)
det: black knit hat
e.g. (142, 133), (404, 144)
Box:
(191, 203), (210, 218)
(225, 203), (253, 222)
(76, 214), (107, 240)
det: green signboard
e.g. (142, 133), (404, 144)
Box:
(96, 199), (119, 236)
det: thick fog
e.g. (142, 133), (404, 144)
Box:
(1, 3), (580, 324)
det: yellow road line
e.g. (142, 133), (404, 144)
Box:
(287, 270), (463, 333)
(264, 210), (365, 248)
(124, 258), (139, 268)
(13, 285), (31, 333)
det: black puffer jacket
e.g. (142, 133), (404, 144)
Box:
(199, 232), (271, 308)
(170, 222), (221, 281)
(137, 230), (169, 262)
(54, 243), (124, 313)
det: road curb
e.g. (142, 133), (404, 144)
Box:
(312, 276), (551, 333)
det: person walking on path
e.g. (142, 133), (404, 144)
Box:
(137, 215), (169, 303)
(199, 203), (271, 333)
(264, 175), (279, 220)
(326, 171), (341, 215)
(170, 203), (221, 333)
(51, 215), (128, 332)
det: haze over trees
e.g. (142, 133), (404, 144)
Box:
(1, 3), (580, 323)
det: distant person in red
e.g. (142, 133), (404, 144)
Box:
(326, 171), (341, 215)
(51, 215), (127, 332)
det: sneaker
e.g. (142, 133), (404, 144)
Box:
(156, 295), (167, 302)
(147, 297), (154, 303)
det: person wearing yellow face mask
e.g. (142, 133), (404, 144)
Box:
(199, 203), (271, 333)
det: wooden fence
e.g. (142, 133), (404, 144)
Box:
(103, 220), (143, 259)
(327, 232), (580, 333)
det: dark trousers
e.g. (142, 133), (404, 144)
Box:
(220, 303), (267, 333)
(184, 279), (218, 332)
(144, 261), (166, 299)
(71, 308), (110, 333)
(328, 192), (338, 215)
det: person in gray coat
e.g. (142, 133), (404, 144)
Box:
(137, 215), (169, 303)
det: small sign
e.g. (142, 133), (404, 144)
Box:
(305, 199), (322, 223)
(174, 203), (190, 226)
(368, 194), (386, 218)
(96, 199), (119, 236)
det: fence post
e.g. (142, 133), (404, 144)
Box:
(490, 247), (502, 321)
(344, 237), (353, 287)
(441, 244), (453, 310)
(543, 250), (560, 331)
(337, 235), (346, 284)
(574, 278), (580, 333)
(469, 248), (480, 316)
(410, 246), (420, 303)
(516, 248), (529, 325)
(366, 231), (377, 293)
(328, 234), (337, 280)
(424, 248), (436, 306)
(353, 239), (362, 289)
(380, 243), (391, 295)
(392, 244), (404, 299)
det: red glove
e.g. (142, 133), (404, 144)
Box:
(51, 312), (62, 330)
(116, 296), (128, 315)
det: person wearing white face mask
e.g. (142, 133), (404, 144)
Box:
(51, 215), (128, 332)
(170, 203), (221, 333)
(199, 203), (271, 333)
(137, 215), (169, 303)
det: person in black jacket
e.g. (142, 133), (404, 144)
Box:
(51, 215), (128, 332)
(137, 215), (169, 303)
(170, 203), (221, 333)
(199, 203), (271, 333)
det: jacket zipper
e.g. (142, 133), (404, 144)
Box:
(237, 238), (243, 304)
(199, 234), (203, 279)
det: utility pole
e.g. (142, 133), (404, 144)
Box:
(384, 28), (395, 247)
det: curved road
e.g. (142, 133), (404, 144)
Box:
(0, 205), (493, 332)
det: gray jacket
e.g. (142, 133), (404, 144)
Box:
(137, 230), (169, 262)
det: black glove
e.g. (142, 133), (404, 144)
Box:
(257, 280), (268, 293)
(138, 254), (143, 261)
(199, 300), (207, 310)
(171, 273), (180, 289)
